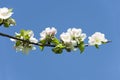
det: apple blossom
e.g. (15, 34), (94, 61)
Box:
(15, 44), (36, 53)
(67, 28), (87, 41)
(60, 28), (87, 52)
(40, 31), (47, 40)
(0, 7), (13, 19)
(45, 27), (57, 35)
(29, 37), (38, 43)
(88, 32), (108, 46)
(67, 28), (82, 38)
(40, 27), (57, 40)
(10, 30), (38, 53)
(60, 32), (71, 43)
(60, 28), (86, 44)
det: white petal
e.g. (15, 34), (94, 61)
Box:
(10, 38), (16, 42)
(80, 33), (87, 41)
(30, 37), (38, 43)
(28, 31), (34, 37)
(71, 40), (77, 46)
(40, 31), (46, 40)
(88, 32), (108, 45)
(32, 47), (36, 50)
(60, 32), (71, 43)
(0, 7), (13, 19)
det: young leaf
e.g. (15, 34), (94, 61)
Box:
(52, 47), (63, 54)
(52, 44), (64, 54)
(102, 41), (107, 44)
(20, 30), (25, 36)
(15, 41), (21, 46)
(4, 22), (10, 28)
(39, 46), (44, 51)
(78, 41), (85, 53)
(95, 44), (99, 49)
(40, 39), (46, 44)
(51, 37), (60, 45)
(39, 39), (46, 51)
(0, 18), (3, 24)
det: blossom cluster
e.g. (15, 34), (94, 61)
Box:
(0, 7), (16, 27)
(40, 27), (57, 40)
(2, 6), (108, 54)
(10, 27), (108, 54)
(11, 30), (38, 53)
(60, 28), (86, 51)
(88, 32), (108, 46)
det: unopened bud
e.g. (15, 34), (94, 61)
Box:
(7, 18), (16, 26)
(4, 22), (10, 28)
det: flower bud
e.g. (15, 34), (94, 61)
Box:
(8, 18), (16, 26)
(4, 21), (10, 27)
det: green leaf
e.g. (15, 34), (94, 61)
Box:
(102, 41), (107, 44)
(52, 44), (65, 54)
(52, 47), (63, 54)
(51, 38), (60, 45)
(78, 41), (85, 53)
(4, 22), (10, 28)
(40, 39), (46, 44)
(25, 35), (30, 40)
(95, 44), (99, 49)
(15, 41), (21, 46)
(0, 18), (3, 24)
(39, 46), (44, 51)
(57, 44), (65, 49)
(39, 40), (46, 51)
(20, 30), (25, 36)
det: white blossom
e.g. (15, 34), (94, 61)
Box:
(67, 28), (86, 41)
(45, 27), (57, 35)
(15, 32), (20, 35)
(10, 38), (16, 42)
(67, 28), (82, 38)
(40, 31), (47, 40)
(0, 7), (13, 19)
(40, 27), (57, 40)
(28, 31), (34, 37)
(29, 37), (38, 43)
(28, 31), (38, 43)
(60, 28), (87, 51)
(71, 40), (77, 46)
(88, 32), (108, 45)
(80, 33), (87, 41)
(10, 30), (38, 53)
(60, 32), (71, 43)
(32, 47), (36, 50)
(15, 46), (23, 52)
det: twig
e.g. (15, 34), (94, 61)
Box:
(0, 32), (111, 47)
(0, 32), (55, 47)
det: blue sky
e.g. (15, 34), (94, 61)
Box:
(0, 0), (120, 80)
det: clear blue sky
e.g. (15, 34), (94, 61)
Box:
(0, 0), (119, 80)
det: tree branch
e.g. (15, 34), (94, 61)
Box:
(0, 32), (55, 47)
(0, 32), (111, 47)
